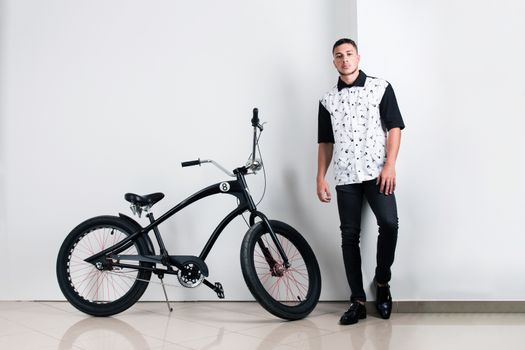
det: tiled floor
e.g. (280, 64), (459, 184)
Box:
(1, 301), (524, 349)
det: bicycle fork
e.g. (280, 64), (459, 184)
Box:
(251, 212), (291, 272)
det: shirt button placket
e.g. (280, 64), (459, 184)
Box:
(353, 89), (363, 182)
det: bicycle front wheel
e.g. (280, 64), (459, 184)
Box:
(240, 220), (321, 320)
(56, 216), (152, 316)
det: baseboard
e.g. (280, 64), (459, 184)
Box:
(382, 301), (525, 313)
(4, 300), (525, 313)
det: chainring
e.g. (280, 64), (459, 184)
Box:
(177, 263), (204, 288)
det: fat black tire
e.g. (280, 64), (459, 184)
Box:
(56, 216), (152, 316)
(240, 220), (321, 320)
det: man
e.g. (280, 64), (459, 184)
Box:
(317, 38), (405, 325)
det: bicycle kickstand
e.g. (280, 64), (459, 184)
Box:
(158, 273), (173, 312)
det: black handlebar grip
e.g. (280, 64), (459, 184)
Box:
(251, 107), (259, 127)
(181, 159), (201, 167)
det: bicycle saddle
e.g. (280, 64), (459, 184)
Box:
(124, 192), (165, 207)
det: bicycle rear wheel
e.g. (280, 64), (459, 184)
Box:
(240, 220), (321, 320)
(56, 216), (152, 316)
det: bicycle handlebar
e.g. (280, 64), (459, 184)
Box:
(251, 108), (259, 127)
(181, 108), (263, 177)
(181, 159), (201, 167)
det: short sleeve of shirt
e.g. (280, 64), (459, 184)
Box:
(318, 102), (335, 143)
(379, 84), (405, 130)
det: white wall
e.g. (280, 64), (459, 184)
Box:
(0, 0), (356, 300)
(2, 0), (523, 302)
(357, 0), (525, 299)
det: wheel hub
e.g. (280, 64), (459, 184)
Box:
(271, 263), (286, 277)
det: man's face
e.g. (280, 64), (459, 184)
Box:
(333, 43), (360, 77)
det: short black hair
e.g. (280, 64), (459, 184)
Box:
(332, 38), (358, 54)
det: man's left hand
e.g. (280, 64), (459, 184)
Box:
(377, 164), (396, 195)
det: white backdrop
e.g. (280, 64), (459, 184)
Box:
(0, 0), (355, 300)
(1, 0), (524, 301)
(357, 0), (525, 300)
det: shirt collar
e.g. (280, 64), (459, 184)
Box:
(337, 70), (367, 91)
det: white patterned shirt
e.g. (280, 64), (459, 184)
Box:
(318, 70), (405, 185)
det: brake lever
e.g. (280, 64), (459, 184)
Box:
(257, 122), (267, 131)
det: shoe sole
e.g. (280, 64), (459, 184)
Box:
(339, 312), (367, 325)
(376, 307), (391, 319)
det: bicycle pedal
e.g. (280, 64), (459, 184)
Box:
(215, 282), (225, 299)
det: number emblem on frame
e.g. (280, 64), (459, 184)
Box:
(220, 182), (230, 192)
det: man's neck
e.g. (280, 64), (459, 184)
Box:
(340, 69), (360, 85)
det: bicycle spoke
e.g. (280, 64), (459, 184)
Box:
(67, 226), (142, 304)
(254, 231), (313, 306)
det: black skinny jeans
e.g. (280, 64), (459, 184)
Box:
(336, 179), (399, 302)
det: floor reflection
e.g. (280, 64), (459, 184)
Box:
(58, 317), (151, 350)
(4, 302), (523, 350)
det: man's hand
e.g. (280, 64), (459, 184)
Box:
(317, 179), (332, 203)
(378, 128), (401, 195)
(317, 143), (333, 203)
(377, 163), (396, 195)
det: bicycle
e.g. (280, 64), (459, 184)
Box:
(56, 108), (321, 320)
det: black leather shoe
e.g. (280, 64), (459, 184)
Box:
(339, 302), (367, 325)
(376, 282), (393, 319)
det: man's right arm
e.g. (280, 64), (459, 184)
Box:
(317, 101), (334, 203)
(317, 143), (333, 203)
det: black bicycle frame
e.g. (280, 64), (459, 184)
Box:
(84, 167), (290, 270)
